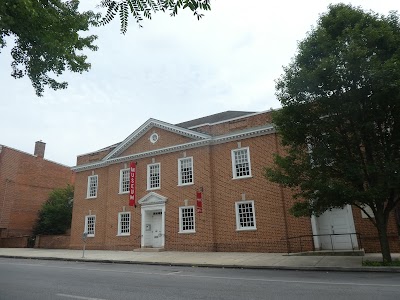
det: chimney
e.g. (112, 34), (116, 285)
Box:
(34, 141), (46, 158)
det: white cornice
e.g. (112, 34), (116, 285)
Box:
(102, 118), (211, 161)
(72, 124), (275, 172)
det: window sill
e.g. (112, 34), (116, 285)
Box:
(85, 197), (97, 200)
(232, 175), (253, 180)
(177, 183), (194, 187)
(147, 187), (161, 191)
(87, 235), (95, 238)
(116, 234), (131, 237)
(178, 230), (196, 234)
(236, 227), (257, 232)
(118, 191), (129, 195)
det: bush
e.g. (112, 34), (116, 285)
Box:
(33, 185), (74, 235)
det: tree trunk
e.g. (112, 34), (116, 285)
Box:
(375, 217), (392, 263)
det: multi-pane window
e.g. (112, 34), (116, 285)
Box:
(119, 169), (130, 194)
(87, 175), (98, 198)
(147, 163), (160, 190)
(178, 157), (194, 185)
(85, 215), (96, 237)
(118, 212), (131, 235)
(179, 206), (195, 233)
(231, 147), (252, 179)
(235, 201), (256, 230)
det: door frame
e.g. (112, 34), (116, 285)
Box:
(311, 205), (358, 250)
(138, 192), (167, 248)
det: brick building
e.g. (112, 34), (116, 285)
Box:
(70, 111), (399, 253)
(0, 141), (74, 239)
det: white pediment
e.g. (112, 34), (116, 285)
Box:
(102, 118), (211, 161)
(138, 192), (168, 206)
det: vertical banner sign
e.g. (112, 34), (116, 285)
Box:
(129, 162), (136, 207)
(196, 191), (203, 213)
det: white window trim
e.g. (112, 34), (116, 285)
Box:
(84, 215), (96, 237)
(179, 205), (196, 234)
(178, 157), (194, 186)
(235, 200), (257, 231)
(119, 168), (130, 194)
(231, 147), (252, 179)
(147, 163), (161, 191)
(86, 175), (98, 199)
(117, 212), (131, 236)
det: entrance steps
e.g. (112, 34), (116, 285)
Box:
(288, 249), (365, 256)
(133, 247), (165, 252)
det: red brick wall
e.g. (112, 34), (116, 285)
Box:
(70, 112), (310, 252)
(0, 236), (29, 248)
(35, 234), (70, 249)
(352, 207), (400, 253)
(193, 112), (273, 136)
(77, 147), (116, 165)
(0, 147), (74, 238)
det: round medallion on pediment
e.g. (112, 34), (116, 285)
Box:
(150, 132), (159, 144)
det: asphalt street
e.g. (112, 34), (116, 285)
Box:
(0, 258), (399, 300)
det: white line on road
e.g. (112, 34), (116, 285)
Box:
(56, 293), (107, 300)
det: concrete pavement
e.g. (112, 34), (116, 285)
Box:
(0, 248), (399, 272)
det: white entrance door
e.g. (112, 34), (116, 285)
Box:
(317, 206), (358, 250)
(151, 211), (163, 248)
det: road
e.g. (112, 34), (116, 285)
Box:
(0, 258), (399, 300)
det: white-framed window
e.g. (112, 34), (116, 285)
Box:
(235, 201), (256, 231)
(87, 175), (98, 198)
(147, 163), (160, 190)
(231, 147), (252, 179)
(118, 212), (131, 236)
(178, 157), (194, 186)
(84, 215), (96, 237)
(179, 206), (195, 233)
(119, 168), (130, 194)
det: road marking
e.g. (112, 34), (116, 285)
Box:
(173, 273), (400, 288)
(56, 293), (107, 300)
(2, 260), (400, 288)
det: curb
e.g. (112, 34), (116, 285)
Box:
(1, 255), (400, 273)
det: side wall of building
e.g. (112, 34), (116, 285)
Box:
(0, 147), (74, 238)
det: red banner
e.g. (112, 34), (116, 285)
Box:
(129, 162), (136, 207)
(196, 191), (203, 213)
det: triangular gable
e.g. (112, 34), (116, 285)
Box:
(138, 192), (167, 206)
(103, 118), (211, 161)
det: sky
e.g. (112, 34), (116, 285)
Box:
(0, 0), (397, 166)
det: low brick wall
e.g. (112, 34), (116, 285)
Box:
(35, 234), (70, 249)
(361, 235), (400, 253)
(0, 236), (29, 248)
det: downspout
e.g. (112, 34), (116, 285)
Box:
(274, 133), (290, 254)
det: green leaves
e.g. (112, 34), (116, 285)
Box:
(33, 185), (74, 235)
(267, 4), (400, 223)
(1, 0), (99, 96)
(98, 0), (211, 33)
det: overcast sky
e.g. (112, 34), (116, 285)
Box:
(0, 0), (397, 166)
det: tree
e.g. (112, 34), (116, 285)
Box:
(0, 1), (99, 96)
(99, 0), (211, 33)
(33, 185), (74, 235)
(265, 4), (400, 262)
(1, 0), (211, 96)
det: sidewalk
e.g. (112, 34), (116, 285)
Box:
(0, 248), (399, 272)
